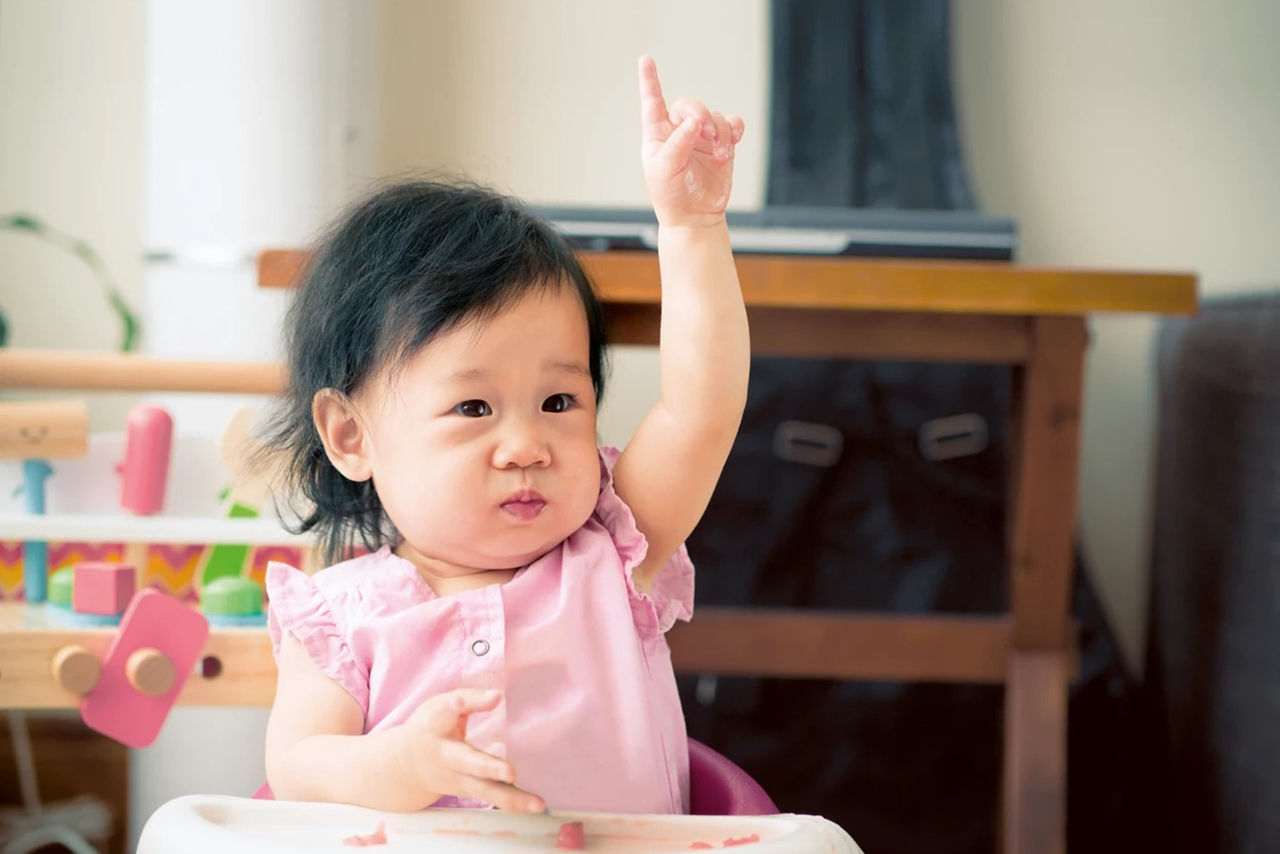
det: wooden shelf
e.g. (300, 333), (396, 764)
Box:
(0, 602), (277, 708)
(0, 348), (283, 393)
(0, 513), (311, 546)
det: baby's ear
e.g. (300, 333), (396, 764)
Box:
(312, 389), (372, 482)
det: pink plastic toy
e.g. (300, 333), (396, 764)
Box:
(72, 561), (136, 615)
(80, 588), (209, 748)
(117, 404), (173, 515)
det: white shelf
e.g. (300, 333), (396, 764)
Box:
(0, 513), (312, 545)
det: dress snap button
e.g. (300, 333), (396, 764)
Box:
(471, 639), (490, 656)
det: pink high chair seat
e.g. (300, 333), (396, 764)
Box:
(686, 738), (778, 816)
(252, 738), (777, 816)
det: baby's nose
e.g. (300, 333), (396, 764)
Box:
(493, 424), (550, 469)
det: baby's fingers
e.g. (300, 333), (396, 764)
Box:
(418, 688), (503, 734)
(458, 774), (546, 814)
(707, 111), (734, 160)
(438, 738), (543, 812)
(726, 113), (745, 144)
(668, 96), (714, 142)
(638, 55), (669, 142)
(440, 738), (516, 785)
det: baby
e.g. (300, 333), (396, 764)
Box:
(262, 56), (748, 816)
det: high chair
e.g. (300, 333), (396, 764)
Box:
(251, 738), (776, 816)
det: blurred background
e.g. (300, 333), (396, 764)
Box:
(2, 1), (1279, 853)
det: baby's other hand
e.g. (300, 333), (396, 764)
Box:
(397, 688), (545, 813)
(638, 55), (745, 228)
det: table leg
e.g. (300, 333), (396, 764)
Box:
(1003, 316), (1088, 854)
(1003, 650), (1070, 854)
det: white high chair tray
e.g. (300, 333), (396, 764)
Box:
(138, 795), (864, 854)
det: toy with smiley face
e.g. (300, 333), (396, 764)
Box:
(0, 400), (88, 602)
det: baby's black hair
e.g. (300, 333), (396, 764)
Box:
(264, 180), (609, 564)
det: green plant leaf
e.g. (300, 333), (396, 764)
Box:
(1, 213), (141, 352)
(3, 213), (41, 232)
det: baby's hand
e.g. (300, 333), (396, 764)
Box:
(396, 688), (545, 813)
(638, 55), (745, 228)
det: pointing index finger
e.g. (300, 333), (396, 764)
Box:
(638, 55), (668, 141)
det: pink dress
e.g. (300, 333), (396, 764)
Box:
(265, 448), (694, 814)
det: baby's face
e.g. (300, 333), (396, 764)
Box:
(352, 285), (601, 576)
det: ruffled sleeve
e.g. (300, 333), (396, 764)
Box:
(265, 561), (370, 712)
(592, 446), (695, 638)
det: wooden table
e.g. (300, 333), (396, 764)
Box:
(0, 249), (1197, 854)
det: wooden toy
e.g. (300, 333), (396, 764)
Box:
(197, 407), (290, 590)
(118, 403), (173, 515)
(51, 643), (102, 696)
(17, 460), (53, 602)
(80, 588), (209, 748)
(72, 561), (136, 615)
(0, 400), (88, 603)
(0, 400), (89, 459)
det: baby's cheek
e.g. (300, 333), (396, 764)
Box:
(395, 479), (458, 537)
(574, 459), (603, 521)
(575, 476), (599, 523)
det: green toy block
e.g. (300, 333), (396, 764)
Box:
(200, 575), (264, 617)
(198, 500), (258, 590)
(48, 566), (74, 609)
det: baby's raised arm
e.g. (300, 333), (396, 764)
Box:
(265, 634), (545, 812)
(612, 56), (750, 593)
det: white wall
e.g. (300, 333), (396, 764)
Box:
(374, 0), (769, 208)
(372, 0), (770, 460)
(0, 0), (146, 428)
(953, 0), (1280, 669)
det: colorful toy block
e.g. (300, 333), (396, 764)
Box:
(44, 564), (122, 625)
(73, 562), (136, 616)
(80, 588), (209, 748)
(118, 404), (173, 515)
(200, 575), (267, 627)
(48, 565), (75, 608)
(196, 501), (257, 589)
(196, 407), (292, 590)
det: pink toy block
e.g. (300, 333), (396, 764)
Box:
(73, 562), (136, 615)
(117, 404), (173, 515)
(80, 588), (209, 748)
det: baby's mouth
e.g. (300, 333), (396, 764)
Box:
(501, 499), (546, 521)
(500, 489), (546, 521)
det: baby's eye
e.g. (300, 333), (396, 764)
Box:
(542, 393), (576, 413)
(453, 399), (492, 417)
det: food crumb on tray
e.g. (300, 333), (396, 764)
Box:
(342, 820), (388, 847)
(556, 820), (586, 850)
